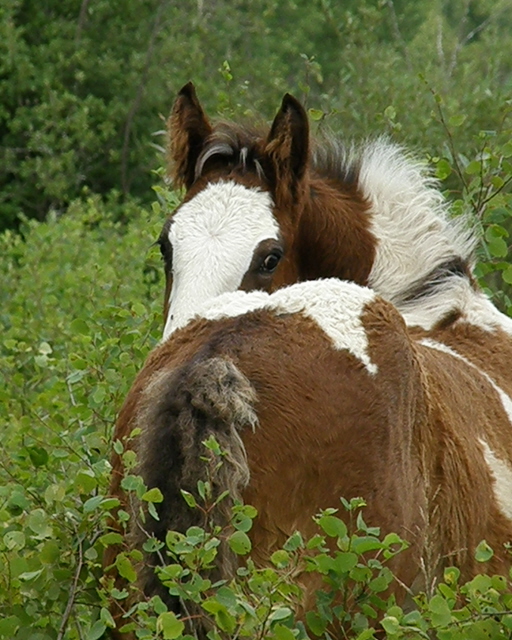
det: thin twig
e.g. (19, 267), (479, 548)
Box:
(57, 529), (84, 640)
(120, 0), (170, 194)
(75, 0), (91, 45)
(386, 0), (412, 71)
(448, 8), (495, 78)
(429, 87), (469, 193)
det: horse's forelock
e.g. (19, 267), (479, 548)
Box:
(195, 123), (268, 182)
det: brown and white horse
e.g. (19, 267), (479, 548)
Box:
(105, 85), (512, 635)
(158, 83), (512, 385)
(107, 280), (512, 636)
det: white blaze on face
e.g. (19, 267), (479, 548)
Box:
(163, 181), (279, 339)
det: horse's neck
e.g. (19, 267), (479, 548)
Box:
(297, 178), (376, 285)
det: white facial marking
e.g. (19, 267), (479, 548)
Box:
(191, 279), (378, 374)
(163, 181), (278, 338)
(479, 439), (512, 522)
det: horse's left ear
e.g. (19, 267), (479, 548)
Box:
(264, 94), (309, 201)
(167, 82), (213, 189)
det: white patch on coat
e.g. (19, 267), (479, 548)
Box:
(420, 338), (512, 424)
(461, 292), (512, 336)
(178, 279), (378, 374)
(163, 181), (279, 337)
(401, 280), (512, 334)
(479, 439), (512, 522)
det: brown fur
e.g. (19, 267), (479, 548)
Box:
(105, 291), (512, 638)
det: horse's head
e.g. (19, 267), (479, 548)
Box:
(158, 82), (310, 337)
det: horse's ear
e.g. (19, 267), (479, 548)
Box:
(168, 82), (212, 189)
(264, 94), (309, 201)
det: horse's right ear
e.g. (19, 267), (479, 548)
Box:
(167, 82), (212, 190)
(264, 94), (309, 204)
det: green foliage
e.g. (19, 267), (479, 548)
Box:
(1, 2), (512, 636)
(2, 0), (512, 232)
(110, 442), (512, 640)
(0, 186), (512, 636)
(0, 197), (163, 637)
(424, 86), (512, 313)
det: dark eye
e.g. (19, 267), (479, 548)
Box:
(260, 251), (282, 274)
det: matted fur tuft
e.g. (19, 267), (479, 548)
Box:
(131, 356), (257, 606)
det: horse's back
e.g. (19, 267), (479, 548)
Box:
(127, 282), (428, 594)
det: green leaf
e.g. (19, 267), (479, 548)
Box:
(180, 490), (197, 508)
(487, 236), (508, 258)
(202, 435), (222, 455)
(131, 302), (146, 316)
(115, 553), (137, 583)
(436, 159), (452, 180)
(269, 607), (293, 623)
(443, 566), (460, 585)
(83, 495), (104, 513)
(350, 535), (383, 554)
(202, 600), (236, 633)
(92, 385), (106, 403)
(27, 446), (49, 467)
(381, 616), (400, 634)
(67, 369), (87, 384)
(283, 531), (304, 551)
(228, 530), (252, 555)
(502, 266), (512, 285)
(142, 487), (164, 503)
(449, 114), (466, 127)
(27, 508), (52, 538)
(113, 439), (124, 455)
(70, 318), (89, 334)
(270, 549), (290, 568)
(428, 594), (452, 627)
(368, 573), (391, 592)
(87, 621), (107, 640)
(475, 539), (494, 562)
(19, 568), (44, 581)
(121, 474), (144, 493)
(465, 573), (492, 593)
(384, 105), (396, 120)
(214, 586), (237, 609)
(100, 607), (116, 628)
(308, 108), (324, 121)
(306, 611), (327, 636)
(317, 514), (347, 538)
(75, 469), (98, 493)
(99, 532), (124, 547)
(502, 141), (512, 158)
(272, 623), (296, 640)
(158, 612), (185, 639)
(465, 160), (482, 175)
(0, 616), (20, 637)
(335, 551), (358, 573)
